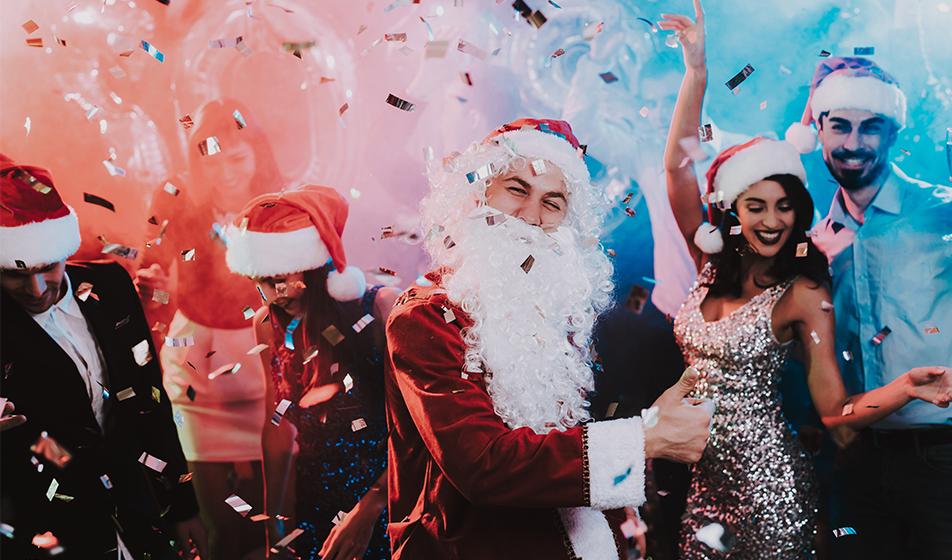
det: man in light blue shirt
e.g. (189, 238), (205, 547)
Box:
(797, 56), (952, 559)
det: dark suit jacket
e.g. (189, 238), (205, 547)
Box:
(1, 261), (198, 559)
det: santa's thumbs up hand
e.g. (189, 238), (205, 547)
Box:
(643, 367), (713, 463)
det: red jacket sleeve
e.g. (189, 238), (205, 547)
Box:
(386, 296), (589, 509)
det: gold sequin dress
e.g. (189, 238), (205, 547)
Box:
(674, 264), (817, 559)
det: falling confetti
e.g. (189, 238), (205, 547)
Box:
(138, 452), (167, 473)
(101, 160), (126, 177)
(132, 339), (152, 366)
(520, 255), (535, 273)
(198, 136), (222, 156)
(725, 64), (754, 91)
(385, 93), (415, 112)
(853, 46), (875, 55)
(164, 336), (195, 348)
(871, 326), (892, 346)
(285, 317), (301, 350)
(271, 399), (292, 426)
(599, 71), (619, 84)
(352, 313), (375, 333)
(207, 362), (241, 380)
(22, 20), (39, 34)
(322, 325), (345, 346)
(225, 494), (253, 516)
(796, 242), (809, 257)
(140, 40), (165, 62)
(833, 527), (857, 538)
(698, 124), (714, 142)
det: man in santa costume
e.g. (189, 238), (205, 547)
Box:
(785, 58), (952, 557)
(384, 119), (714, 559)
(0, 154), (205, 559)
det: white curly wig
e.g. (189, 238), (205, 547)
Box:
(419, 131), (615, 433)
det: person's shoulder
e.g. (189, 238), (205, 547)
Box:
(784, 276), (830, 319)
(893, 166), (952, 210)
(66, 259), (132, 284)
(392, 283), (452, 314)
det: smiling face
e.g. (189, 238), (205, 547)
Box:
(1, 261), (67, 314)
(199, 140), (257, 201)
(818, 108), (897, 191)
(735, 179), (796, 258)
(255, 271), (307, 316)
(484, 161), (569, 232)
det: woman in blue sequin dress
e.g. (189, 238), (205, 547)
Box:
(661, 2), (952, 558)
(226, 186), (399, 559)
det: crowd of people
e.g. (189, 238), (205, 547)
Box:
(2, 1), (950, 559)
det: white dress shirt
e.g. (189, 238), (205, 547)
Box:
(29, 273), (108, 429)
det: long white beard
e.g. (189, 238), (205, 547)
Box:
(440, 208), (612, 434)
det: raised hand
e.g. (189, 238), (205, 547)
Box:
(134, 263), (170, 307)
(906, 366), (952, 407)
(659, 0), (706, 71)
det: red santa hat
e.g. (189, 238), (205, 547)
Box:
(785, 56), (907, 154)
(0, 154), (81, 270)
(225, 185), (366, 301)
(693, 138), (806, 254)
(483, 118), (590, 185)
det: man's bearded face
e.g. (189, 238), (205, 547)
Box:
(484, 160), (569, 232)
(818, 108), (897, 191)
(443, 187), (609, 433)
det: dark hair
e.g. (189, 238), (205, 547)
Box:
(271, 264), (380, 390)
(706, 174), (830, 298)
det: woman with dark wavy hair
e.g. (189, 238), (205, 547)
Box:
(226, 186), (396, 560)
(661, 2), (951, 558)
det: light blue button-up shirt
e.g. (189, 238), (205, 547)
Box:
(812, 164), (952, 429)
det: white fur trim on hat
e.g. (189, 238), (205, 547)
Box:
(587, 416), (646, 510)
(694, 222), (724, 254)
(0, 208), (80, 269)
(810, 74), (907, 129)
(558, 508), (619, 560)
(495, 128), (590, 185)
(784, 122), (818, 154)
(225, 225), (330, 278)
(326, 265), (367, 301)
(713, 140), (806, 208)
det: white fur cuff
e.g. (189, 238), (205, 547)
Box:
(558, 507), (618, 560)
(587, 416), (646, 510)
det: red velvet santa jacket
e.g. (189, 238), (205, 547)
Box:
(384, 273), (647, 560)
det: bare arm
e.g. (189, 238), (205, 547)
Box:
(661, 0), (708, 272)
(789, 280), (951, 441)
(253, 305), (297, 547)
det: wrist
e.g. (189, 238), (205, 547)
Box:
(685, 66), (707, 79)
(356, 487), (387, 515)
(900, 372), (916, 400)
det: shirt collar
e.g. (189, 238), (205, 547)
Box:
(830, 163), (903, 224)
(30, 272), (84, 322)
(869, 164), (903, 215)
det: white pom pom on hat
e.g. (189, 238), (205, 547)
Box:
(693, 222), (724, 254)
(784, 122), (818, 154)
(326, 266), (368, 301)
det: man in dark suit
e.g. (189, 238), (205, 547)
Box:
(0, 155), (206, 559)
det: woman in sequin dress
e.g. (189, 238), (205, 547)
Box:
(661, 2), (952, 558)
(226, 187), (399, 560)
